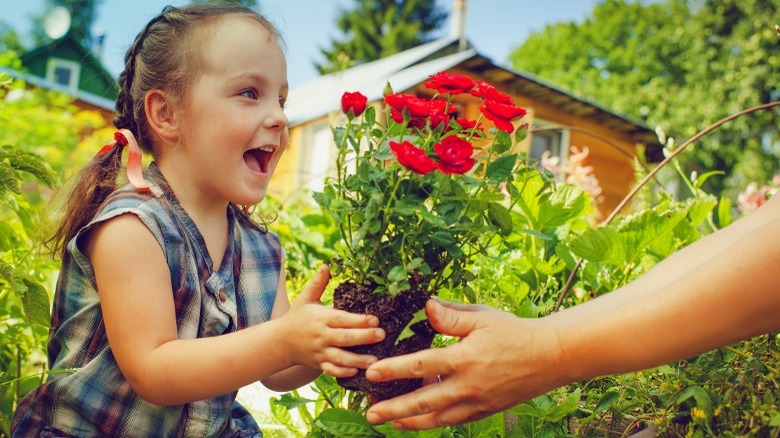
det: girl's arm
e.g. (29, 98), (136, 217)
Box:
(86, 214), (384, 406)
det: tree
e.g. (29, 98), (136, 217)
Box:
(315, 0), (448, 75)
(508, 0), (780, 199)
(0, 22), (24, 54)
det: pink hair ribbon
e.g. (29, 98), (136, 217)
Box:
(97, 129), (150, 192)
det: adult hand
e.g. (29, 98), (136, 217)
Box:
(283, 265), (385, 377)
(365, 299), (566, 430)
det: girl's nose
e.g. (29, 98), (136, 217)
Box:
(266, 104), (288, 131)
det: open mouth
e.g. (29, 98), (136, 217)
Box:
(243, 146), (274, 174)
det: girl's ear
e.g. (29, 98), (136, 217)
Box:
(145, 89), (178, 143)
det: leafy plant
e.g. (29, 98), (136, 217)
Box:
(0, 70), (57, 436)
(314, 71), (530, 296)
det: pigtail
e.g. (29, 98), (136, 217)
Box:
(47, 145), (124, 257)
(47, 11), (161, 258)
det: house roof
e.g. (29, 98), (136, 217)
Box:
(1, 67), (115, 111)
(19, 31), (118, 105)
(286, 37), (662, 160)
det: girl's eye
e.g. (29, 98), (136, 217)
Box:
(278, 97), (287, 109)
(239, 88), (258, 99)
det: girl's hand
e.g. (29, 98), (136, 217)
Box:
(281, 265), (385, 377)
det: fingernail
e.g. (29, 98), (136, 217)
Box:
(375, 328), (385, 339)
(366, 369), (380, 380)
(366, 412), (381, 424)
(366, 356), (377, 366)
(392, 421), (406, 430)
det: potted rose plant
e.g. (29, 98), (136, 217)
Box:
(313, 72), (529, 400)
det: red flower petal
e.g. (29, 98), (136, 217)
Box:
(389, 140), (438, 174)
(434, 136), (475, 174)
(341, 91), (368, 117)
(423, 71), (476, 95)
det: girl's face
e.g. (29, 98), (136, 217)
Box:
(165, 15), (289, 209)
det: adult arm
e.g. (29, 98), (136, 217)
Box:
(365, 194), (780, 429)
(87, 214), (383, 406)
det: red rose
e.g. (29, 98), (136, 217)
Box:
(455, 117), (480, 130)
(428, 110), (451, 130)
(390, 140), (437, 174)
(480, 99), (528, 133)
(434, 136), (475, 174)
(341, 91), (368, 118)
(384, 93), (432, 118)
(390, 109), (426, 129)
(469, 81), (514, 104)
(423, 71), (476, 95)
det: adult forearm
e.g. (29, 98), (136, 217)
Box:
(556, 216), (780, 383)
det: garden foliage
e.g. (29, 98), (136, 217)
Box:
(1, 48), (779, 438)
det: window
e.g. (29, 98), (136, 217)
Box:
(529, 124), (570, 178)
(300, 122), (332, 192)
(45, 58), (81, 90)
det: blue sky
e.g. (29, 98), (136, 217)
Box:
(4, 0), (602, 88)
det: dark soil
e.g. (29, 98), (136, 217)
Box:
(332, 278), (437, 400)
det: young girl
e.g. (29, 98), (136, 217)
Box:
(12, 4), (384, 437)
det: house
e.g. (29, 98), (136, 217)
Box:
(276, 37), (662, 215)
(9, 31), (117, 123)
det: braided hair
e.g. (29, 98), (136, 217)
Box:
(49, 4), (281, 256)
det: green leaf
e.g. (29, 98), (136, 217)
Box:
(0, 146), (55, 187)
(487, 202), (512, 234)
(396, 308), (429, 343)
(314, 408), (381, 437)
(17, 276), (51, 328)
(387, 265), (407, 282)
(692, 170), (724, 190)
(570, 225), (624, 265)
(547, 388), (580, 422)
(269, 397), (305, 437)
(593, 390), (620, 414)
(671, 385), (713, 419)
(486, 154), (517, 182)
(275, 392), (316, 410)
(717, 196), (733, 228)
(0, 161), (21, 197)
(430, 230), (456, 247)
(522, 229), (552, 241)
(0, 262), (48, 327)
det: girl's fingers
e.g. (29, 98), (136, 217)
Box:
(331, 327), (385, 347)
(293, 265), (331, 304)
(321, 362), (359, 378)
(328, 310), (380, 329)
(321, 350), (378, 372)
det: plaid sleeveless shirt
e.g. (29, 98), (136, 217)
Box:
(12, 163), (282, 437)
